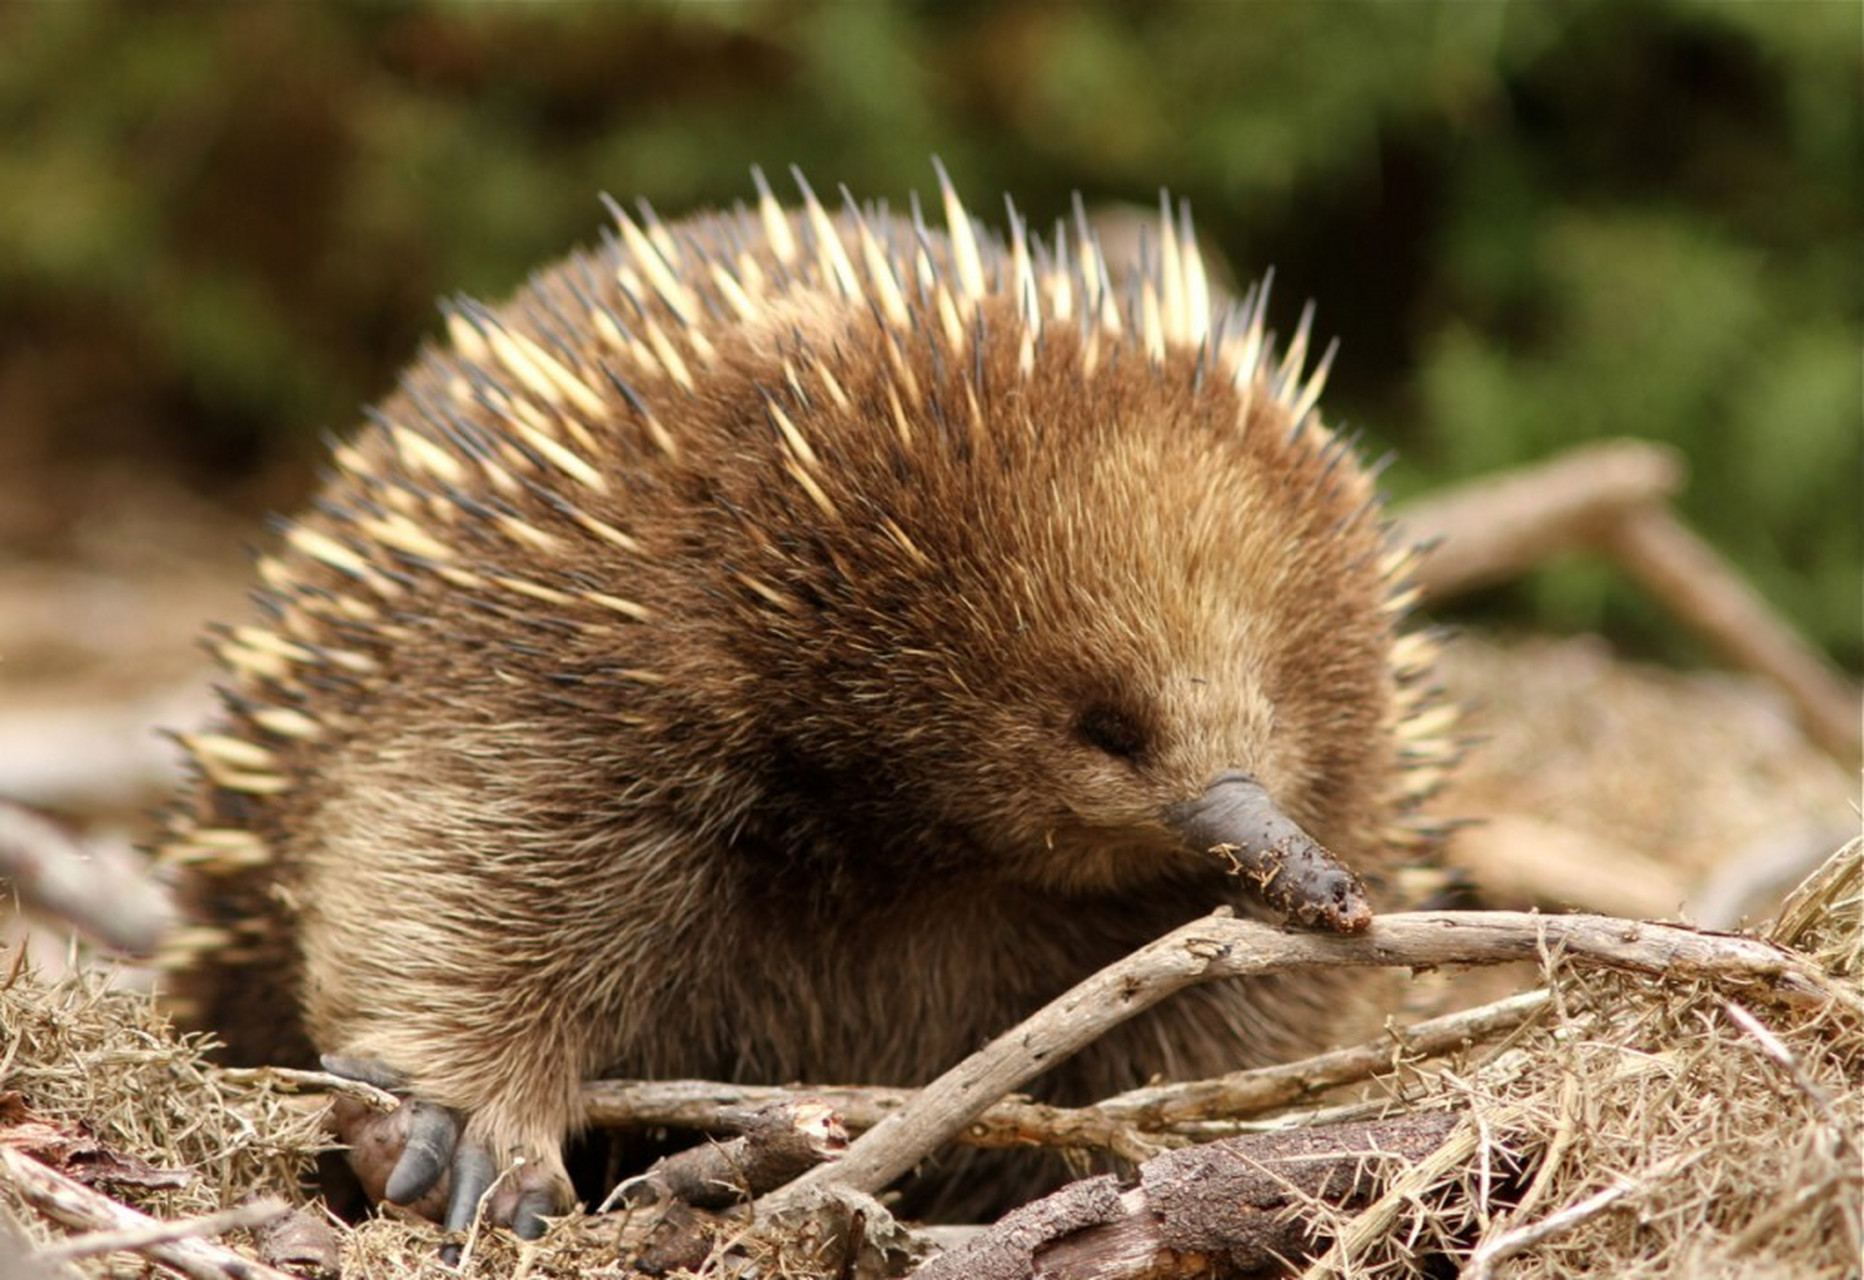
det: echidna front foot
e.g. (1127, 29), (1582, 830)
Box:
(322, 1055), (568, 1241)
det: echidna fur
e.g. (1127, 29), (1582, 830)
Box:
(155, 163), (1460, 1223)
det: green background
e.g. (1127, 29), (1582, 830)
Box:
(2, 0), (1857, 668)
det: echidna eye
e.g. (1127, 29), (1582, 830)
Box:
(1075, 703), (1149, 763)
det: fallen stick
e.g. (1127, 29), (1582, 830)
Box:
(581, 987), (1550, 1157)
(911, 1111), (1464, 1280)
(0, 801), (174, 954)
(1457, 1148), (1704, 1280)
(1294, 1108), (1508, 1280)
(0, 683), (207, 814)
(1396, 439), (1861, 764)
(36, 1199), (290, 1263)
(1439, 814), (1686, 919)
(584, 1077), (1164, 1159)
(0, 1146), (299, 1280)
(1394, 439), (1683, 599)
(215, 1064), (400, 1113)
(1690, 822), (1853, 931)
(1093, 987), (1552, 1129)
(1602, 502), (1861, 762)
(1297, 1038), (1710, 1279)
(582, 991), (1548, 1172)
(756, 909), (1845, 1214)
(605, 1099), (847, 1209)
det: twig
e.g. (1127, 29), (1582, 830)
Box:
(1439, 814), (1685, 918)
(1297, 1111), (1499, 1280)
(1721, 1000), (1853, 1157)
(0, 801), (174, 953)
(910, 1112), (1463, 1280)
(3, 1218), (83, 1280)
(1602, 503), (1862, 763)
(1690, 824), (1853, 931)
(1395, 439), (1683, 599)
(0, 1145), (300, 1280)
(37, 1199), (290, 1263)
(584, 985), (1549, 1163)
(1460, 1148), (1703, 1280)
(585, 1081), (900, 1136)
(584, 1080), (1171, 1158)
(454, 1156), (524, 1273)
(1502, 1074), (1579, 1231)
(1094, 988), (1553, 1129)
(757, 909), (1844, 1213)
(1300, 1031), (1712, 1280)
(604, 1100), (847, 1210)
(1396, 439), (1862, 764)
(0, 683), (207, 814)
(215, 1065), (400, 1113)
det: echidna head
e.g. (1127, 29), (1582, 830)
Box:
(702, 306), (1400, 903)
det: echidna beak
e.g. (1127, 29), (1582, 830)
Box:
(1165, 770), (1373, 932)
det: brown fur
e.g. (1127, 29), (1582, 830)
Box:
(160, 181), (1449, 1217)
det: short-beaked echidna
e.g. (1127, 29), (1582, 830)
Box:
(157, 166), (1455, 1233)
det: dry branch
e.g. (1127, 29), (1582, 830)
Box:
(911, 1112), (1463, 1280)
(1602, 503), (1862, 762)
(582, 989), (1547, 1166)
(758, 909), (1846, 1214)
(215, 1065), (399, 1114)
(1459, 1148), (1703, 1280)
(1395, 439), (1683, 598)
(0, 801), (174, 954)
(1691, 824), (1850, 931)
(1721, 999), (1853, 1154)
(0, 684), (206, 815)
(0, 1146), (298, 1280)
(606, 1099), (847, 1209)
(584, 1080), (904, 1137)
(1093, 988), (1552, 1130)
(582, 1082), (1164, 1158)
(582, 1085), (1159, 1159)
(36, 1199), (290, 1263)
(1439, 814), (1686, 919)
(1397, 438), (1862, 764)
(1292, 1107), (1509, 1280)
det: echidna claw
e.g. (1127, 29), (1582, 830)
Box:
(512, 1188), (555, 1241)
(320, 1052), (408, 1092)
(443, 1140), (497, 1233)
(386, 1101), (459, 1205)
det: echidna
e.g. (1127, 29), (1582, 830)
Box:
(156, 165), (1455, 1235)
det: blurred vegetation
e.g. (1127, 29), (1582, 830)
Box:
(0, 0), (1856, 667)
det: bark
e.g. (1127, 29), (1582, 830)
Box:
(912, 1112), (1463, 1280)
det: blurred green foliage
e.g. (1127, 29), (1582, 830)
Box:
(0, 0), (1856, 667)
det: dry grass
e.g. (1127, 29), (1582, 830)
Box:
(1, 630), (1858, 1278)
(1303, 837), (1862, 1280)
(0, 950), (327, 1270)
(3, 840), (1856, 1278)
